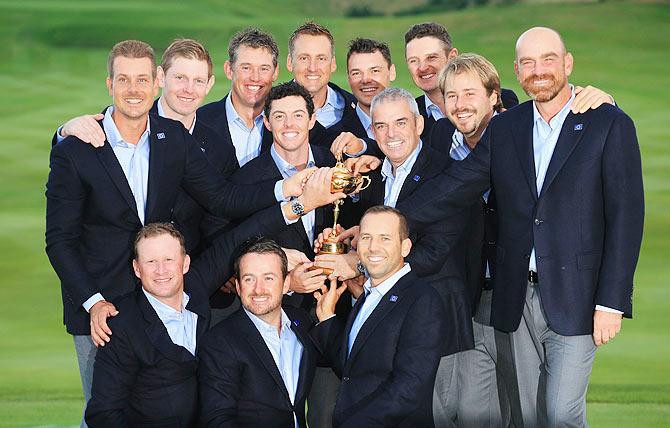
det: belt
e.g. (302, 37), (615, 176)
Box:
(482, 278), (493, 290)
(528, 271), (538, 284)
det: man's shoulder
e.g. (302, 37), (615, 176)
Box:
(311, 144), (337, 166)
(197, 96), (227, 119)
(201, 309), (247, 349)
(396, 270), (442, 302)
(231, 151), (275, 181)
(106, 291), (144, 333)
(579, 103), (632, 126)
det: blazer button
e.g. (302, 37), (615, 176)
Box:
(524, 254), (530, 260)
(342, 376), (350, 382)
(534, 218), (543, 225)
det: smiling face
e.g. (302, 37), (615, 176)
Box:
(236, 252), (289, 321)
(444, 71), (497, 144)
(347, 51), (396, 112)
(225, 45), (279, 110)
(287, 34), (336, 98)
(514, 28), (572, 103)
(133, 233), (190, 306)
(372, 98), (424, 169)
(405, 36), (455, 95)
(264, 95), (316, 157)
(158, 56), (214, 117)
(358, 212), (411, 286)
(107, 56), (158, 121)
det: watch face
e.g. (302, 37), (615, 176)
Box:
(292, 200), (304, 215)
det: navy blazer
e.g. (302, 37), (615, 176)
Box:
(196, 94), (273, 168)
(348, 145), (473, 353)
(308, 82), (358, 149)
(311, 271), (447, 427)
(399, 102), (644, 335)
(149, 100), (240, 255)
(416, 88), (519, 146)
(198, 307), (317, 428)
(46, 114), (279, 335)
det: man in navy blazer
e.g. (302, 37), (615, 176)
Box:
(312, 206), (448, 428)
(398, 27), (644, 426)
(198, 237), (319, 428)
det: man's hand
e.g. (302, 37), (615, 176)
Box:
(299, 167), (346, 212)
(219, 277), (237, 294)
(593, 310), (622, 346)
(288, 263), (327, 294)
(572, 85), (615, 114)
(344, 155), (382, 175)
(61, 114), (106, 147)
(314, 251), (360, 282)
(314, 225), (360, 252)
(283, 248), (310, 271)
(331, 132), (364, 159)
(282, 166), (318, 198)
(314, 278), (347, 322)
(344, 275), (366, 300)
(89, 300), (119, 347)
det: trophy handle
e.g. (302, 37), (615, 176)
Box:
(356, 175), (372, 192)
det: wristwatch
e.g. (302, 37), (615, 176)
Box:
(290, 198), (305, 217)
(356, 260), (367, 276)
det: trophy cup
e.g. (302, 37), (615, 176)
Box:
(312, 156), (371, 275)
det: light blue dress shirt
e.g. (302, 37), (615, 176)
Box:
(157, 97), (196, 134)
(315, 85), (345, 129)
(102, 106), (151, 225)
(380, 140), (423, 208)
(270, 145), (317, 243)
(142, 289), (198, 356)
(355, 104), (375, 139)
(348, 263), (411, 355)
(424, 95), (445, 121)
(225, 94), (265, 167)
(245, 308), (303, 427)
(529, 89), (575, 273)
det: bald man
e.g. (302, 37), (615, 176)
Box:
(397, 27), (643, 427)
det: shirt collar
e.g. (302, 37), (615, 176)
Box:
(226, 92), (264, 127)
(324, 85), (346, 111)
(363, 262), (412, 297)
(451, 111), (499, 152)
(424, 95), (444, 120)
(532, 85), (575, 130)
(270, 144), (316, 177)
(381, 140), (423, 181)
(355, 104), (373, 134)
(157, 96), (197, 134)
(103, 106), (151, 148)
(142, 288), (189, 318)
(244, 307), (292, 335)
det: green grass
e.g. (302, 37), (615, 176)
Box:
(0, 0), (668, 426)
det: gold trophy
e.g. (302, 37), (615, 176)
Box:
(312, 156), (371, 275)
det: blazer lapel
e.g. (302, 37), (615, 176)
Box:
(95, 133), (140, 222)
(539, 113), (588, 198)
(342, 295), (367, 368)
(138, 291), (195, 363)
(397, 148), (430, 203)
(512, 107), (538, 200)
(145, 117), (166, 222)
(289, 317), (313, 405)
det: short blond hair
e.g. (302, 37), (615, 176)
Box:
(107, 40), (156, 78)
(438, 53), (502, 113)
(161, 38), (213, 78)
(134, 223), (185, 258)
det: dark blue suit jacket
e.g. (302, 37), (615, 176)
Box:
(198, 307), (317, 428)
(84, 209), (286, 427)
(196, 94), (273, 168)
(46, 114), (279, 335)
(347, 145), (473, 353)
(311, 270), (447, 427)
(399, 102), (644, 335)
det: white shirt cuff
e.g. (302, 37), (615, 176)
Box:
(83, 293), (104, 313)
(274, 180), (286, 202)
(316, 314), (337, 325)
(56, 126), (67, 144)
(595, 305), (623, 314)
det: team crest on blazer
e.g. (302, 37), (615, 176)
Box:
(574, 124), (583, 131)
(157, 132), (166, 139)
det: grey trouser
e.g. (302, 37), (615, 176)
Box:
(307, 367), (340, 428)
(496, 282), (597, 428)
(457, 289), (510, 427)
(73, 335), (97, 428)
(433, 353), (458, 427)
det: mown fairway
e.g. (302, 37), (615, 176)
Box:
(0, 0), (668, 426)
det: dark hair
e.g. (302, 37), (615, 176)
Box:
(233, 236), (288, 279)
(134, 222), (185, 258)
(263, 81), (315, 118)
(346, 38), (392, 69)
(161, 38), (213, 78)
(228, 27), (279, 67)
(289, 21), (335, 58)
(361, 205), (409, 240)
(108, 40), (156, 78)
(404, 22), (453, 53)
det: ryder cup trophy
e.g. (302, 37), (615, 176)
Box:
(312, 156), (371, 275)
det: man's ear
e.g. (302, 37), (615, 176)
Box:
(182, 254), (190, 275)
(132, 259), (141, 279)
(157, 66), (166, 88)
(205, 75), (216, 95)
(224, 60), (234, 81)
(401, 238), (412, 257)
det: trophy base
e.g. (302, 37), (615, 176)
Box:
(309, 240), (349, 276)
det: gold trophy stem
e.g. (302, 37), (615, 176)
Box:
(330, 199), (343, 239)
